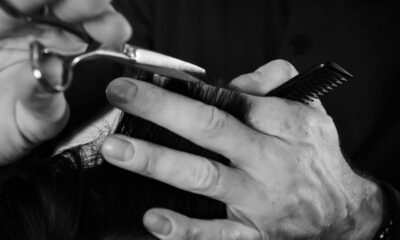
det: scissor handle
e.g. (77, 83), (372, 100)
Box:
(30, 41), (75, 93)
(0, 0), (100, 50)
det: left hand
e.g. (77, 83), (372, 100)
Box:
(101, 60), (383, 240)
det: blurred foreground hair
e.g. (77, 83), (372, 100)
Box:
(0, 77), (251, 239)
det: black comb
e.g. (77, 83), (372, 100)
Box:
(266, 61), (353, 103)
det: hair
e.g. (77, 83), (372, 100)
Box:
(0, 76), (251, 239)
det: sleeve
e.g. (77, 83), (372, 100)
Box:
(376, 182), (400, 239)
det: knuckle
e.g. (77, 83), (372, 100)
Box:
(218, 223), (264, 240)
(319, 114), (336, 131)
(184, 224), (202, 240)
(197, 105), (227, 138)
(290, 106), (322, 139)
(284, 103), (312, 133)
(135, 146), (158, 176)
(296, 144), (317, 162)
(182, 221), (265, 240)
(315, 114), (339, 141)
(139, 156), (155, 176)
(188, 160), (220, 195)
(218, 225), (245, 240)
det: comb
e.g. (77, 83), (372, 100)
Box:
(266, 61), (353, 103)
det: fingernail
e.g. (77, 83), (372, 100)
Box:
(144, 212), (172, 236)
(102, 135), (135, 162)
(106, 79), (137, 104)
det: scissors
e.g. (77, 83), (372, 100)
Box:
(0, 0), (206, 93)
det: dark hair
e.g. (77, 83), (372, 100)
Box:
(0, 78), (251, 239)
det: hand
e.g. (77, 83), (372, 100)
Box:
(0, 0), (131, 164)
(101, 60), (383, 240)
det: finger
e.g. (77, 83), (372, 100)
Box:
(2, 0), (55, 14)
(0, 0), (55, 33)
(229, 60), (326, 112)
(52, 0), (111, 22)
(106, 78), (266, 164)
(143, 209), (262, 240)
(83, 7), (132, 45)
(230, 59), (298, 96)
(101, 135), (250, 203)
(14, 59), (69, 143)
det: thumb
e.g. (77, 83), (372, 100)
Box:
(230, 59), (298, 96)
(15, 58), (69, 144)
(143, 209), (263, 240)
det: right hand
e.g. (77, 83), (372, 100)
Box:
(0, 0), (132, 165)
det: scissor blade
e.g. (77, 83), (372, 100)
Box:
(135, 64), (203, 83)
(75, 44), (206, 83)
(134, 47), (206, 75)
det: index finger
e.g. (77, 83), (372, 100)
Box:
(0, 0), (55, 34)
(106, 78), (268, 164)
(0, 0), (55, 15)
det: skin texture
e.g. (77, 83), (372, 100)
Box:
(0, 1), (383, 239)
(0, 0), (131, 164)
(102, 60), (383, 240)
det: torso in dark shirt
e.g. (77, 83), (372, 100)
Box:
(114, 0), (400, 188)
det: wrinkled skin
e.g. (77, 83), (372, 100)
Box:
(102, 60), (383, 240)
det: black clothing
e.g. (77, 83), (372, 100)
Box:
(114, 0), (400, 237)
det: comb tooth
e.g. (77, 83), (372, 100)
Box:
(313, 75), (332, 92)
(308, 92), (319, 98)
(323, 76), (339, 87)
(316, 90), (325, 96)
(329, 69), (350, 83)
(320, 70), (344, 84)
(268, 62), (352, 104)
(307, 88), (323, 96)
(304, 79), (322, 93)
(302, 88), (319, 99)
(314, 75), (336, 95)
(320, 82), (334, 91)
(303, 94), (316, 102)
(328, 81), (338, 88)
(335, 79), (344, 85)
(315, 84), (328, 94)
(303, 94), (317, 103)
(294, 94), (309, 103)
(328, 72), (346, 84)
(320, 72), (339, 86)
(336, 78), (347, 85)
(301, 86), (321, 100)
